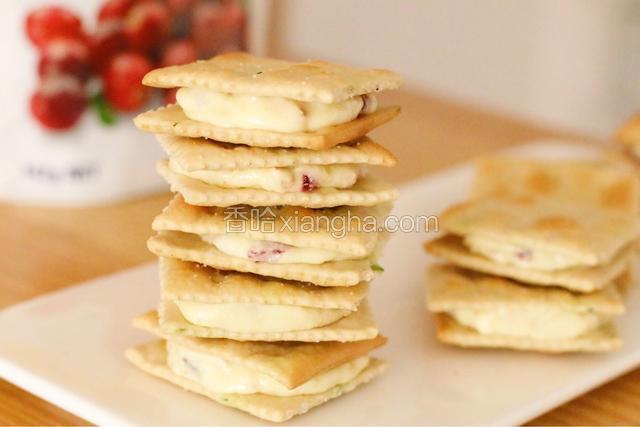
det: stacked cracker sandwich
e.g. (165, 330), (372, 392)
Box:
(613, 115), (640, 172)
(425, 157), (640, 353)
(616, 115), (640, 159)
(125, 52), (402, 422)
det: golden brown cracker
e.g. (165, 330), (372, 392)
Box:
(439, 195), (640, 268)
(148, 231), (375, 287)
(157, 160), (398, 208)
(142, 52), (403, 103)
(134, 104), (400, 150)
(425, 234), (634, 293)
(472, 157), (640, 214)
(434, 314), (622, 353)
(157, 134), (397, 171)
(616, 114), (640, 147)
(125, 340), (388, 422)
(426, 264), (625, 315)
(153, 194), (388, 258)
(160, 257), (368, 310)
(133, 310), (386, 389)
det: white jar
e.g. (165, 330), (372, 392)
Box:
(0, 0), (255, 206)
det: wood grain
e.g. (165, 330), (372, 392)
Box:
(1, 90), (638, 425)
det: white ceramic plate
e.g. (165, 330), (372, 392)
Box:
(1, 141), (639, 426)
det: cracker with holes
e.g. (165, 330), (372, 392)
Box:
(425, 235), (634, 293)
(471, 156), (640, 214)
(156, 133), (396, 200)
(126, 340), (387, 423)
(426, 265), (625, 353)
(157, 159), (398, 208)
(148, 196), (389, 286)
(133, 310), (386, 388)
(136, 52), (403, 149)
(158, 257), (369, 337)
(438, 195), (640, 274)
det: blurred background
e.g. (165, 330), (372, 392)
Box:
(1, 0), (639, 206)
(269, 0), (640, 138)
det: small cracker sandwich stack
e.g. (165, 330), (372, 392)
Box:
(425, 157), (640, 353)
(609, 114), (640, 175)
(615, 114), (640, 162)
(127, 52), (402, 422)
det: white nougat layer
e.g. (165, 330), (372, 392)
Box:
(176, 87), (377, 132)
(169, 160), (361, 193)
(167, 341), (371, 396)
(176, 300), (353, 333)
(202, 234), (355, 264)
(464, 233), (595, 271)
(449, 305), (608, 340)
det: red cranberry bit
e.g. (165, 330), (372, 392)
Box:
(301, 174), (318, 192)
(30, 76), (87, 130)
(247, 243), (287, 263)
(515, 248), (533, 261)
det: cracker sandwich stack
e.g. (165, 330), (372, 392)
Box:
(126, 53), (403, 422)
(613, 114), (640, 172)
(616, 114), (640, 161)
(425, 157), (640, 353)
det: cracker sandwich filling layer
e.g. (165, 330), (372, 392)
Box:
(175, 300), (353, 332)
(202, 234), (356, 264)
(169, 159), (361, 193)
(176, 87), (378, 132)
(448, 305), (608, 340)
(463, 233), (598, 271)
(167, 341), (370, 396)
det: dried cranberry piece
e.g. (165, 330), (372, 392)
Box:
(515, 249), (533, 261)
(247, 244), (287, 263)
(301, 174), (318, 192)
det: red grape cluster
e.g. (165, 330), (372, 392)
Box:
(26, 0), (246, 131)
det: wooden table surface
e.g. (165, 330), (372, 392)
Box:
(1, 90), (639, 425)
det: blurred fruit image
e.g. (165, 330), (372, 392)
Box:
(102, 52), (153, 112)
(89, 20), (128, 72)
(30, 75), (88, 130)
(164, 88), (178, 104)
(26, 6), (85, 49)
(161, 39), (198, 67)
(38, 36), (92, 82)
(167, 0), (196, 14)
(123, 1), (171, 52)
(192, 0), (245, 57)
(25, 0), (248, 131)
(98, 0), (135, 23)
